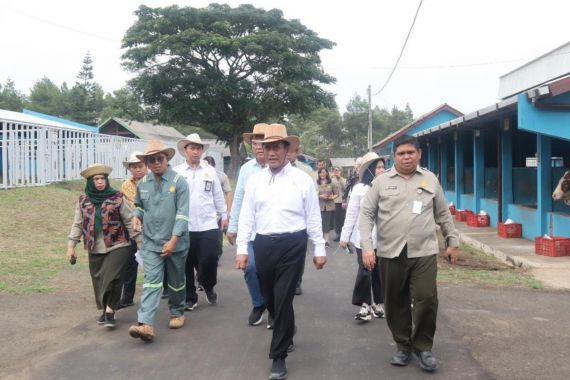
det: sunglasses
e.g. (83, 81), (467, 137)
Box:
(147, 155), (165, 164)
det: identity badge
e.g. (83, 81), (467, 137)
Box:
(204, 180), (212, 192)
(412, 200), (422, 214)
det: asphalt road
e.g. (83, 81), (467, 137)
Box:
(20, 243), (570, 380)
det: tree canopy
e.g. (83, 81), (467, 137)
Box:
(122, 3), (337, 172)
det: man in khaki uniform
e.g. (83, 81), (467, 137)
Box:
(359, 135), (459, 372)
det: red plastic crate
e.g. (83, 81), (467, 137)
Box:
(455, 210), (472, 222)
(498, 223), (522, 238)
(466, 214), (490, 227)
(449, 205), (456, 215)
(534, 236), (570, 257)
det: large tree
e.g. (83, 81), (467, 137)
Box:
(0, 78), (26, 112)
(122, 3), (336, 173)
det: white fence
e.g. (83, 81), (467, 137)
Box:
(0, 118), (184, 189)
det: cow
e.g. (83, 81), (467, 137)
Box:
(552, 170), (570, 206)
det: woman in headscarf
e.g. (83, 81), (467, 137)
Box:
(339, 153), (386, 322)
(67, 164), (139, 329)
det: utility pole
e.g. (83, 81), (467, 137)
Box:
(367, 85), (372, 151)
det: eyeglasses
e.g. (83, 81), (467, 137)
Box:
(147, 155), (165, 164)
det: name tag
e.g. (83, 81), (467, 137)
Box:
(412, 200), (422, 214)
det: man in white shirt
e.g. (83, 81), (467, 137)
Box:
(236, 124), (327, 380)
(175, 134), (227, 309)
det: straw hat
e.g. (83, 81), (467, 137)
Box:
(177, 133), (209, 157)
(136, 140), (176, 162)
(80, 163), (112, 179)
(122, 151), (144, 169)
(358, 151), (382, 181)
(243, 123), (270, 144)
(259, 124), (299, 152)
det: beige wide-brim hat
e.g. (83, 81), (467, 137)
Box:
(136, 140), (176, 162)
(122, 150), (144, 169)
(177, 133), (210, 157)
(80, 163), (113, 179)
(259, 123), (300, 152)
(358, 151), (382, 181)
(243, 123), (270, 144)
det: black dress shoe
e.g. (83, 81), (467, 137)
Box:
(269, 357), (287, 380)
(390, 350), (412, 366)
(413, 351), (439, 372)
(333, 236), (340, 242)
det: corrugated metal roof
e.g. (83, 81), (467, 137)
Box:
(330, 157), (358, 168)
(100, 118), (185, 142)
(0, 108), (89, 131)
(22, 109), (98, 132)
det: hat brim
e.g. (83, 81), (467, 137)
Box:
(176, 140), (210, 157)
(80, 164), (113, 179)
(358, 158), (382, 181)
(136, 147), (176, 162)
(243, 132), (265, 144)
(260, 136), (299, 152)
(122, 160), (143, 170)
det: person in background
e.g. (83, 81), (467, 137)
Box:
(128, 140), (189, 342)
(204, 155), (233, 259)
(316, 159), (326, 172)
(227, 123), (269, 326)
(359, 135), (459, 372)
(340, 153), (386, 322)
(342, 157), (364, 209)
(119, 151), (147, 309)
(317, 168), (338, 248)
(67, 164), (139, 329)
(331, 166), (347, 241)
(174, 134), (227, 309)
(235, 124), (327, 380)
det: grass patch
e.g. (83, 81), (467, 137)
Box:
(0, 181), (88, 294)
(438, 243), (543, 289)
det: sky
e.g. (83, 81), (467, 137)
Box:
(1, 0), (569, 118)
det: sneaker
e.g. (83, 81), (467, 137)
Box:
(197, 284), (204, 291)
(205, 289), (218, 305)
(104, 312), (116, 328)
(128, 324), (154, 342)
(185, 301), (198, 311)
(97, 313), (105, 325)
(169, 315), (185, 329)
(355, 304), (372, 321)
(371, 304), (385, 318)
(325, 242), (330, 248)
(287, 342), (295, 353)
(390, 350), (412, 366)
(267, 314), (274, 330)
(248, 305), (266, 326)
(269, 357), (287, 380)
(413, 351), (439, 372)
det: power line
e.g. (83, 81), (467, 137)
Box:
(373, 0), (424, 96)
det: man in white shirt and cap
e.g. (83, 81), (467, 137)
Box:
(236, 124), (327, 380)
(174, 134), (228, 309)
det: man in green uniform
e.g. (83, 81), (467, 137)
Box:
(128, 140), (190, 342)
(359, 135), (459, 372)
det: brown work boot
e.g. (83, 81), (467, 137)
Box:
(168, 315), (185, 329)
(128, 324), (154, 342)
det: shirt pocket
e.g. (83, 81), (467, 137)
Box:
(140, 191), (150, 201)
(379, 188), (400, 214)
(417, 187), (435, 208)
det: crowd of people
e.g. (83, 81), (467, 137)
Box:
(67, 123), (459, 379)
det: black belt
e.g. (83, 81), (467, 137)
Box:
(258, 229), (307, 239)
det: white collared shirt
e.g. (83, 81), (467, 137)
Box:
(174, 160), (227, 232)
(236, 162), (326, 257)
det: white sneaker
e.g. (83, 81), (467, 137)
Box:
(371, 304), (385, 318)
(355, 304), (372, 321)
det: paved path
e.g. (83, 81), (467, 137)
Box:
(25, 244), (492, 380)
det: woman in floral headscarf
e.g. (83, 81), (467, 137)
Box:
(67, 164), (139, 329)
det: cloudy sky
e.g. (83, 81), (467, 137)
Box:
(1, 0), (568, 117)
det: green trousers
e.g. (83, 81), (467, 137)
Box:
(137, 248), (187, 325)
(379, 246), (438, 352)
(88, 246), (131, 311)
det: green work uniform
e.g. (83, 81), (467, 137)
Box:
(359, 166), (458, 352)
(135, 167), (190, 325)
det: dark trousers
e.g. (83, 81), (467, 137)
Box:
(253, 230), (307, 359)
(352, 248), (382, 306)
(186, 229), (220, 303)
(88, 246), (131, 311)
(334, 203), (346, 235)
(380, 245), (438, 352)
(120, 240), (138, 303)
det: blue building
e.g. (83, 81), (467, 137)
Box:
(374, 43), (570, 239)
